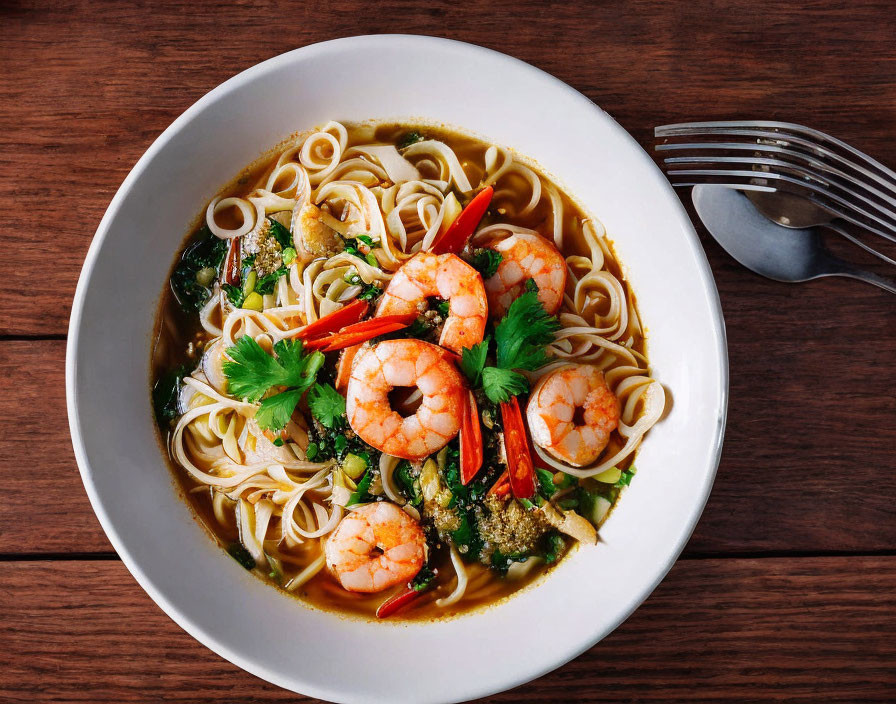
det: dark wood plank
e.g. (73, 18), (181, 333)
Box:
(7, 332), (892, 556)
(0, 556), (892, 702)
(3, 0), (896, 334)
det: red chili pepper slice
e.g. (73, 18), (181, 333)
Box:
(223, 236), (242, 286)
(295, 300), (369, 341)
(460, 390), (483, 485)
(430, 186), (494, 255)
(376, 586), (422, 619)
(487, 469), (510, 497)
(500, 396), (536, 499)
(319, 321), (410, 352)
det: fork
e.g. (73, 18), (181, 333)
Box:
(654, 120), (896, 265)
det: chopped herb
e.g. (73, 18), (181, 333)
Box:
(616, 467), (636, 487)
(356, 234), (378, 248)
(170, 227), (228, 311)
(543, 532), (565, 564)
(227, 543), (255, 570)
(272, 437), (284, 447)
(222, 283), (245, 308)
(535, 468), (557, 498)
(394, 461), (422, 506)
(346, 469), (374, 506)
(306, 442), (319, 461)
(518, 497), (536, 510)
(434, 299), (450, 317)
(411, 564), (437, 591)
(334, 434), (348, 456)
(267, 217), (292, 249)
(357, 282), (383, 302)
(365, 252), (379, 268)
(468, 248), (502, 279)
(255, 265), (288, 295)
(307, 382), (346, 429)
(451, 511), (483, 560)
(281, 247), (297, 265)
(397, 130), (424, 149)
(490, 549), (528, 574)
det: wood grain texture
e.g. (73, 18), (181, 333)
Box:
(0, 556), (893, 703)
(2, 1), (896, 701)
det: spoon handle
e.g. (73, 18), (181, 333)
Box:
(831, 265), (896, 295)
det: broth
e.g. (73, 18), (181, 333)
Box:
(151, 121), (659, 620)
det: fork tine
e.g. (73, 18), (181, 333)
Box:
(661, 168), (896, 244)
(657, 139), (896, 202)
(661, 153), (896, 223)
(655, 120), (896, 182)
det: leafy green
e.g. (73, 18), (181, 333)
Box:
(152, 364), (192, 425)
(170, 227), (228, 311)
(355, 234), (378, 248)
(397, 130), (424, 149)
(616, 467), (636, 487)
(223, 337), (324, 431)
(535, 468), (557, 498)
(346, 469), (374, 506)
(357, 282), (383, 302)
(255, 389), (303, 431)
(411, 564), (437, 591)
(267, 217), (292, 249)
(227, 543), (255, 570)
(222, 283), (245, 307)
(255, 265), (288, 295)
(451, 512), (483, 560)
(434, 299), (450, 317)
(394, 461), (422, 507)
(468, 249), (502, 279)
(307, 383), (346, 429)
(543, 532), (565, 564)
(494, 286), (560, 371)
(481, 366), (529, 404)
(459, 338), (489, 387)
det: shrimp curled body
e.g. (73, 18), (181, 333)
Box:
(484, 231), (567, 317)
(527, 364), (620, 467)
(325, 502), (425, 593)
(376, 252), (487, 354)
(346, 339), (466, 460)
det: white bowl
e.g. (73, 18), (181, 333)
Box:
(67, 35), (727, 704)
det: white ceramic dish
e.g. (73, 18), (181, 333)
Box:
(67, 35), (727, 704)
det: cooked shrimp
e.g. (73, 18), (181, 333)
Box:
(526, 364), (620, 466)
(325, 502), (425, 593)
(376, 251), (486, 354)
(346, 339), (466, 460)
(482, 231), (567, 317)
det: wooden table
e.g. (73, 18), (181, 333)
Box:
(2, 1), (894, 701)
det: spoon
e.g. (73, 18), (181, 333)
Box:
(691, 184), (896, 294)
(745, 190), (896, 267)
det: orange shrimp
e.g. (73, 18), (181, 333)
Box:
(346, 339), (466, 460)
(482, 231), (567, 317)
(325, 502), (425, 593)
(375, 252), (487, 354)
(526, 365), (620, 466)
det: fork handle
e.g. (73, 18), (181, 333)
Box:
(825, 221), (896, 267)
(830, 265), (896, 295)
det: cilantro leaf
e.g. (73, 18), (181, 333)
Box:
(459, 337), (490, 387)
(170, 227), (228, 311)
(255, 389), (303, 431)
(222, 337), (324, 431)
(308, 383), (346, 429)
(397, 130), (424, 149)
(494, 286), (560, 371)
(481, 366), (529, 404)
(469, 249), (502, 279)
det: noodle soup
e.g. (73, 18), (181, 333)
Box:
(151, 121), (664, 620)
